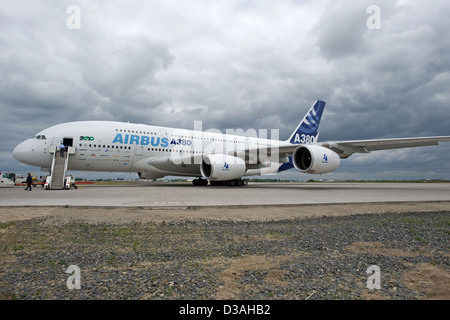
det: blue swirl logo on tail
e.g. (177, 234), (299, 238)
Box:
(289, 100), (325, 144)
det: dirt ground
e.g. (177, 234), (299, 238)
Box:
(2, 201), (450, 224)
(1, 201), (449, 300)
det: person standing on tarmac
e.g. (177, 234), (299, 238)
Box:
(24, 173), (32, 191)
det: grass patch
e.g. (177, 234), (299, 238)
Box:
(0, 222), (16, 229)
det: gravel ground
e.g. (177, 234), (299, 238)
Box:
(0, 205), (449, 300)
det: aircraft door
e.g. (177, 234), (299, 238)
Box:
(63, 138), (73, 147)
(246, 137), (257, 164)
(135, 145), (143, 156)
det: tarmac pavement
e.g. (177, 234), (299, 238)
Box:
(1, 182), (450, 207)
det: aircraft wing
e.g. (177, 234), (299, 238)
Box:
(145, 135), (450, 169)
(140, 136), (450, 176)
(320, 136), (450, 158)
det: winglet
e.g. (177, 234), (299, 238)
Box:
(288, 100), (325, 144)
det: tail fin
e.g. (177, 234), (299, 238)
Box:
(288, 100), (325, 144)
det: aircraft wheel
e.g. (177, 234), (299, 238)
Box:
(193, 178), (208, 186)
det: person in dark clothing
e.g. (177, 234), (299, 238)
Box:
(24, 173), (32, 191)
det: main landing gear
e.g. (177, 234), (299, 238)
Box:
(192, 178), (248, 187)
(192, 178), (208, 186)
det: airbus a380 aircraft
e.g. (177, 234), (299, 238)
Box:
(12, 100), (450, 187)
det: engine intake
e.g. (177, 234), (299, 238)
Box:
(292, 145), (340, 174)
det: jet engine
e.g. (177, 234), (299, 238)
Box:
(200, 154), (246, 181)
(292, 145), (340, 174)
(138, 172), (165, 180)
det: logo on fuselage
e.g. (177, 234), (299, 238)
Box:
(112, 133), (169, 147)
(112, 133), (194, 148)
(80, 136), (95, 141)
(293, 133), (317, 144)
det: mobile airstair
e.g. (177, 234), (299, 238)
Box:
(44, 146), (75, 190)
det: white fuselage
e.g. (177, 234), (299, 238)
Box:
(12, 121), (285, 179)
(12, 100), (450, 182)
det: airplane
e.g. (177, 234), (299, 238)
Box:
(12, 100), (450, 187)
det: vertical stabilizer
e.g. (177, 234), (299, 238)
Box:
(288, 100), (325, 144)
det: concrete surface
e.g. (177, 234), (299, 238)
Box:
(1, 182), (450, 207)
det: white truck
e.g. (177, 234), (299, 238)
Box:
(0, 172), (17, 187)
(1, 172), (46, 188)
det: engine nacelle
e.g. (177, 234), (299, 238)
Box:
(200, 154), (246, 181)
(292, 145), (340, 174)
(138, 172), (165, 180)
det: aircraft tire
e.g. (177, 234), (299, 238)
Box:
(207, 179), (248, 187)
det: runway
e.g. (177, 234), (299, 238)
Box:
(1, 182), (450, 207)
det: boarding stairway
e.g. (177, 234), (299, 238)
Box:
(45, 146), (74, 190)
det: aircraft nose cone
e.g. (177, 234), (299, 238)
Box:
(13, 142), (27, 162)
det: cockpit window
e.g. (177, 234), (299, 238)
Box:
(36, 135), (41, 140)
(41, 135), (46, 140)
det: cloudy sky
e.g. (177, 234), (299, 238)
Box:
(1, 0), (449, 180)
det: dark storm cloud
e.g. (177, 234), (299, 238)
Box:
(314, 0), (450, 142)
(1, 0), (449, 179)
